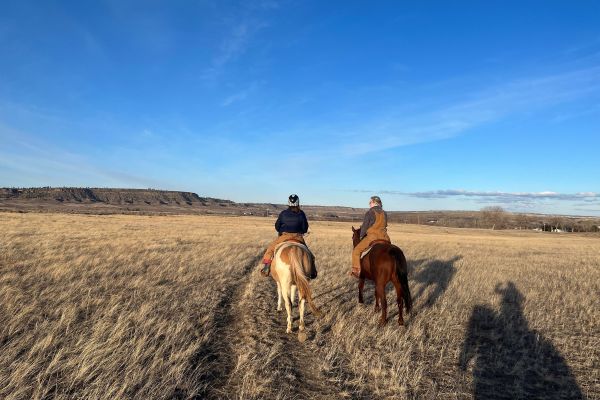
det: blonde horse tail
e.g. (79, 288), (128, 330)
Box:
(290, 246), (322, 317)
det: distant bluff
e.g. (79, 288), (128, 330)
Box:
(0, 187), (233, 206)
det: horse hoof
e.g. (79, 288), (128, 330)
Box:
(398, 319), (405, 326)
(298, 331), (307, 343)
(374, 307), (381, 313)
(378, 319), (387, 327)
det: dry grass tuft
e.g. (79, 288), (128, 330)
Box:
(1, 213), (598, 399)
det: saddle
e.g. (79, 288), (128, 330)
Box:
(360, 239), (391, 259)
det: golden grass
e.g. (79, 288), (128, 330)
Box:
(1, 213), (598, 399)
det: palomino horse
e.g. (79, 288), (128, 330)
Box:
(271, 242), (320, 333)
(352, 227), (412, 326)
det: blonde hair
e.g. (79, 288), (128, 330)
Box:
(370, 196), (382, 206)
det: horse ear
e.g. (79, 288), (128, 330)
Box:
(352, 226), (357, 232)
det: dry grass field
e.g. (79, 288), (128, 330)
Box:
(1, 212), (598, 399)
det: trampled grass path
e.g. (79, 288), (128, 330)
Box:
(200, 253), (362, 399)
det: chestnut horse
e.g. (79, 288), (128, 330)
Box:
(352, 227), (412, 326)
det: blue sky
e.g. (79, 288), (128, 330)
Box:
(1, 1), (599, 215)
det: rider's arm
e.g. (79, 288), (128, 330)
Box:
(300, 211), (309, 234)
(275, 212), (283, 233)
(359, 209), (375, 239)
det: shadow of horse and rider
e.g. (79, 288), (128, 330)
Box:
(408, 255), (461, 310)
(459, 281), (584, 399)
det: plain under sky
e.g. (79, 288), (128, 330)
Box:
(1, 1), (599, 215)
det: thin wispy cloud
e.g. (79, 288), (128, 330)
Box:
(213, 23), (252, 67)
(220, 82), (260, 106)
(404, 189), (600, 202)
(346, 188), (600, 214)
(342, 65), (600, 155)
(201, 18), (268, 83)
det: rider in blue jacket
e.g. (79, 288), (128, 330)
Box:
(260, 194), (312, 276)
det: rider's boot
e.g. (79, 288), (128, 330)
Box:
(310, 256), (318, 279)
(260, 261), (271, 277)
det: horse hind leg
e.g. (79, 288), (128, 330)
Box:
(291, 285), (297, 307)
(298, 297), (306, 331)
(376, 282), (388, 326)
(392, 278), (404, 326)
(276, 281), (283, 312)
(281, 284), (293, 333)
(358, 278), (365, 304)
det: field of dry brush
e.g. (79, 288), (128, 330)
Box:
(1, 212), (598, 399)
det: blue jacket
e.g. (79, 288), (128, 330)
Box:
(275, 209), (309, 234)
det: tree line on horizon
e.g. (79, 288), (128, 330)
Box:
(386, 206), (600, 232)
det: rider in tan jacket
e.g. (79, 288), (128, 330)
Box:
(350, 196), (391, 278)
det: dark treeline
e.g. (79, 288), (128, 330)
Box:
(387, 206), (600, 233)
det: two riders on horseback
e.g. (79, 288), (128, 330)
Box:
(259, 194), (394, 280)
(259, 193), (411, 328)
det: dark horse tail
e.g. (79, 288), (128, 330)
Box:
(390, 246), (412, 313)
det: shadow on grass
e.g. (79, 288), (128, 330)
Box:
(459, 282), (583, 399)
(408, 255), (461, 311)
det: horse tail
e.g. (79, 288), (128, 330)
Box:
(390, 246), (412, 313)
(289, 246), (322, 317)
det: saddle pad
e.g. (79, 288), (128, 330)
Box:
(360, 247), (373, 259)
(275, 241), (313, 258)
(360, 240), (391, 260)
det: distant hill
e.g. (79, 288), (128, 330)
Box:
(0, 187), (233, 206)
(0, 187), (371, 221)
(0, 187), (243, 216)
(2, 187), (599, 232)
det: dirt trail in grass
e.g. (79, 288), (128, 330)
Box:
(202, 256), (362, 399)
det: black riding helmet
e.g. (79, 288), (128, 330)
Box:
(288, 194), (299, 207)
